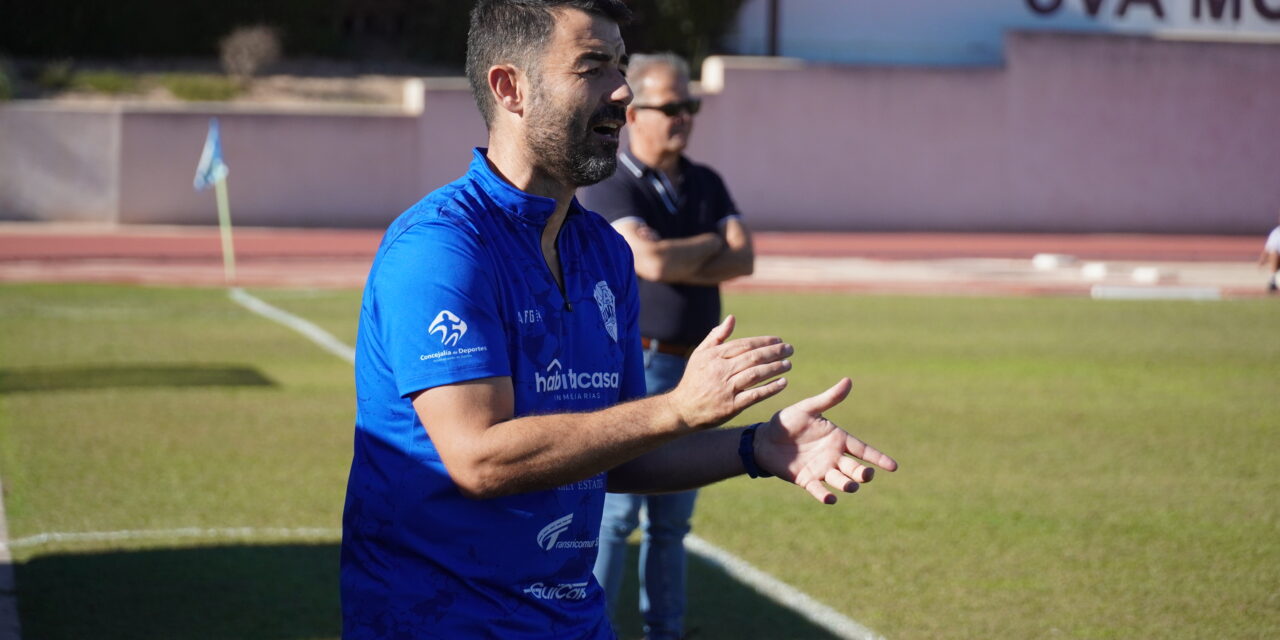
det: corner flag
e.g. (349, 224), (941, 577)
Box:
(194, 118), (229, 191)
(193, 118), (236, 284)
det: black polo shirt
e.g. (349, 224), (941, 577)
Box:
(578, 149), (740, 346)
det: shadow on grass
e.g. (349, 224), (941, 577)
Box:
(0, 365), (275, 393)
(608, 544), (844, 640)
(15, 543), (842, 640)
(15, 544), (339, 640)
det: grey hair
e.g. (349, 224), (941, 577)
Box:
(626, 52), (690, 102)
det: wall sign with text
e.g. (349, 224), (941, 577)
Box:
(1026, 0), (1280, 21)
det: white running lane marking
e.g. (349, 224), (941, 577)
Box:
(228, 287), (356, 362)
(686, 534), (884, 640)
(7, 528), (340, 549)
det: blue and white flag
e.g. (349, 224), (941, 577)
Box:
(193, 118), (230, 191)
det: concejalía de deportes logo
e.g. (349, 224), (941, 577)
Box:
(428, 310), (467, 346)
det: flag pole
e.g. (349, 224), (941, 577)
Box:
(194, 117), (235, 287)
(214, 176), (236, 285)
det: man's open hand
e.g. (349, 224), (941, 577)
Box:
(666, 315), (793, 431)
(755, 378), (898, 504)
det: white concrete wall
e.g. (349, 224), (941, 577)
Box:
(728, 0), (1280, 65)
(693, 59), (1011, 231)
(1003, 32), (1280, 232)
(0, 89), (487, 228)
(0, 105), (121, 222)
(116, 109), (425, 227)
(690, 32), (1280, 233)
(0, 32), (1276, 233)
(415, 78), (489, 195)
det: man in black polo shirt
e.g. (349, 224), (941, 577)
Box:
(578, 52), (755, 640)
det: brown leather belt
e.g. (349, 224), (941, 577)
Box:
(641, 337), (696, 358)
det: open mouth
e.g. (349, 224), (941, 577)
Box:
(591, 122), (622, 139)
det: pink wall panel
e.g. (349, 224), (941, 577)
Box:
(691, 33), (1279, 233)
(3, 32), (1275, 234)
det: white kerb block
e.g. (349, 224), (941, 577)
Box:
(1081, 262), (1109, 281)
(1131, 266), (1168, 284)
(1032, 253), (1077, 270)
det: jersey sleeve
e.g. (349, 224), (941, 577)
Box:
(370, 218), (512, 398)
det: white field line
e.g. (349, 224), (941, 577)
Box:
(686, 534), (885, 640)
(3, 288), (885, 640)
(7, 527), (340, 549)
(228, 287), (355, 362)
(0, 480), (22, 640)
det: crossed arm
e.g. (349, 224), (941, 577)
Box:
(618, 216), (754, 286)
(414, 316), (897, 503)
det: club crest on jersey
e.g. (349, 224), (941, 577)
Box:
(428, 310), (468, 347)
(594, 281), (617, 342)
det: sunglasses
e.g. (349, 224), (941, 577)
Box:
(633, 99), (702, 117)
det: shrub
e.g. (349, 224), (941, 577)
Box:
(220, 25), (281, 81)
(0, 59), (12, 100)
(37, 59), (74, 90)
(622, 0), (751, 76)
(158, 74), (241, 101)
(71, 71), (142, 94)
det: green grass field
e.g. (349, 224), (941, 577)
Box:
(1, 283), (1277, 639)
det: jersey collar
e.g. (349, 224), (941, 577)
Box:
(469, 147), (583, 227)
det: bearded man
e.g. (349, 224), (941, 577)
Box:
(340, 2), (897, 638)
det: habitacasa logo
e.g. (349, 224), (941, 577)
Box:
(534, 359), (620, 394)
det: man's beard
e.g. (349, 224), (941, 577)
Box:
(526, 90), (623, 187)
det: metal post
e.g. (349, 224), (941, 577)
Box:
(768, 0), (780, 56)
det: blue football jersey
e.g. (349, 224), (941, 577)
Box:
(341, 149), (646, 639)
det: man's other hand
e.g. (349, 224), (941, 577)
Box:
(756, 377), (899, 504)
(666, 315), (792, 430)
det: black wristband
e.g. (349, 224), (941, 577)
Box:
(738, 423), (773, 479)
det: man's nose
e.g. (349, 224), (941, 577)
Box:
(610, 75), (633, 107)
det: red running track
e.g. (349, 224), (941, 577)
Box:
(0, 224), (1266, 293)
(0, 226), (1261, 261)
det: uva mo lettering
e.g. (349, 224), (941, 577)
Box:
(1026, 0), (1280, 20)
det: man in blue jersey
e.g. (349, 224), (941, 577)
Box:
(341, 2), (898, 638)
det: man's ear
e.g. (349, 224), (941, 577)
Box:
(625, 105), (638, 125)
(488, 64), (525, 116)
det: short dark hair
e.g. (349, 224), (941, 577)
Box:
(466, 0), (631, 129)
